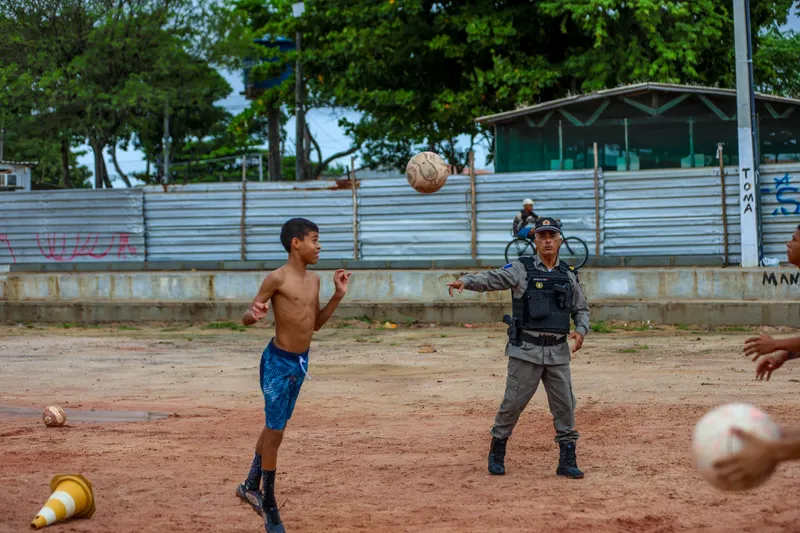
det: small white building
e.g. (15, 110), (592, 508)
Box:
(0, 161), (36, 191)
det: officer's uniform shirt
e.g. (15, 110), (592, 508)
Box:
(458, 254), (590, 366)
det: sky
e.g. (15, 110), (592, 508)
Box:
(80, 8), (800, 187)
(788, 9), (800, 31)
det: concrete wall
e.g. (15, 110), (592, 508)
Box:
(4, 268), (800, 303)
(2, 270), (488, 303)
(4, 267), (800, 325)
(586, 268), (800, 301)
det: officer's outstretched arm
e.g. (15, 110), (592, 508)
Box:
(570, 275), (590, 337)
(456, 262), (523, 293)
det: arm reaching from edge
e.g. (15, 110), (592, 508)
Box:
(755, 351), (791, 381)
(745, 334), (800, 358)
(315, 269), (351, 331)
(242, 270), (284, 326)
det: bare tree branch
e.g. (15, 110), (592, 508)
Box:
(306, 122), (323, 166)
(60, 137), (72, 188)
(312, 145), (359, 180)
(435, 140), (459, 174)
(100, 150), (113, 188)
(109, 143), (132, 187)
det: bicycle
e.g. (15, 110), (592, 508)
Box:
(504, 222), (589, 269)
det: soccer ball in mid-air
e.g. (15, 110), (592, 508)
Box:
(692, 403), (781, 491)
(405, 151), (449, 194)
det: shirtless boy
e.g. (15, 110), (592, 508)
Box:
(235, 218), (351, 533)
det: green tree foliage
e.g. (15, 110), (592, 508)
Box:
(132, 111), (269, 184)
(0, 0), (94, 186)
(124, 57), (233, 184)
(2, 121), (93, 188)
(0, 0), (234, 187)
(755, 26), (800, 97)
(2, 0), (799, 187)
(244, 0), (800, 171)
(219, 0), (359, 180)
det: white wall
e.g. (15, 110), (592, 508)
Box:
(0, 163), (32, 191)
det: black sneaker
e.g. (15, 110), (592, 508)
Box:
(235, 483), (264, 516)
(264, 505), (286, 533)
(556, 442), (584, 479)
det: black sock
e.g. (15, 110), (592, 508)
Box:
(244, 453), (262, 490)
(262, 469), (277, 509)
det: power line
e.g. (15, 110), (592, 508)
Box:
(308, 114), (342, 144)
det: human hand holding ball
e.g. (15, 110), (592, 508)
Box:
(693, 403), (781, 491)
(712, 428), (780, 489)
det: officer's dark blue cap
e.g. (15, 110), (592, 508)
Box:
(533, 217), (562, 234)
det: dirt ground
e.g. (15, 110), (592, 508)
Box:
(3, 319), (800, 533)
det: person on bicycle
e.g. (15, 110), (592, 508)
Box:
(513, 199), (540, 238)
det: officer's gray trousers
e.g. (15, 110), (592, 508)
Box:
(491, 355), (579, 444)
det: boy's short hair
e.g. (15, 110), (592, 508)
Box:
(280, 218), (319, 252)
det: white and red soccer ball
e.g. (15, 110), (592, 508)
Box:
(405, 151), (449, 194)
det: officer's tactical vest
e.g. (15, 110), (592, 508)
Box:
(511, 256), (574, 335)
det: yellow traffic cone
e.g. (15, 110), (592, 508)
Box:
(31, 474), (96, 529)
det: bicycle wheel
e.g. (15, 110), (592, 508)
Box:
(559, 237), (589, 269)
(504, 238), (536, 263)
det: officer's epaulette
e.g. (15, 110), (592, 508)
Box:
(559, 261), (578, 278)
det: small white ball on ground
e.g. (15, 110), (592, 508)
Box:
(42, 405), (67, 427)
(692, 403), (781, 491)
(405, 151), (449, 194)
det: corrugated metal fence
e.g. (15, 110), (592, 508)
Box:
(144, 184), (243, 261)
(604, 167), (741, 258)
(476, 170), (601, 259)
(0, 189), (145, 264)
(2, 163), (800, 265)
(358, 175), (472, 259)
(144, 181), (354, 261)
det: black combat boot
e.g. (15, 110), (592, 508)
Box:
(556, 442), (584, 479)
(488, 437), (508, 475)
(263, 506), (286, 533)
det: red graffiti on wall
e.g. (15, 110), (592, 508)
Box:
(115, 233), (138, 259)
(0, 234), (15, 264)
(36, 232), (138, 261)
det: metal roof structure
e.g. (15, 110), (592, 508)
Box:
(0, 160), (38, 166)
(475, 82), (800, 125)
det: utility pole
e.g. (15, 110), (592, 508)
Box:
(0, 118), (4, 161)
(733, 0), (760, 267)
(163, 100), (170, 185)
(293, 2), (305, 181)
(304, 122), (312, 179)
(267, 103), (281, 181)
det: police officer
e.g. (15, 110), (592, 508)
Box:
(447, 217), (590, 479)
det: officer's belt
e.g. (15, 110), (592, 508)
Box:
(519, 332), (567, 346)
